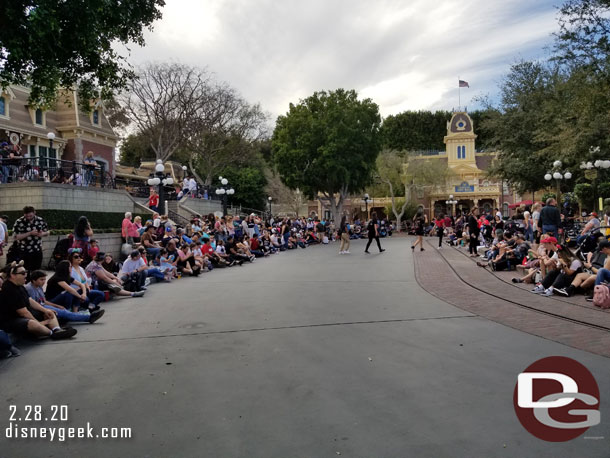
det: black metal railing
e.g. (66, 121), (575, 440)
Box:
(0, 157), (106, 188)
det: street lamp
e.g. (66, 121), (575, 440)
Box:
(268, 196), (273, 217)
(363, 193), (370, 218)
(445, 194), (458, 216)
(579, 147), (610, 211)
(182, 165), (187, 181)
(147, 159), (174, 215)
(544, 161), (571, 204)
(215, 176), (234, 215)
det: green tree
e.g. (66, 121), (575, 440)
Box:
(272, 89), (382, 221)
(218, 165), (268, 211)
(375, 149), (410, 229)
(1, 1), (165, 110)
(403, 155), (455, 200)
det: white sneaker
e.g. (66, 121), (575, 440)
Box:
(344, 250), (350, 254)
(543, 287), (554, 297)
(144, 278), (151, 287)
(531, 284), (545, 294)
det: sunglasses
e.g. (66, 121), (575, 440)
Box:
(72, 255), (81, 259)
(13, 270), (27, 275)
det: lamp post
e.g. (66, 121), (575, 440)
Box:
(580, 148), (610, 211)
(147, 159), (174, 215)
(544, 160), (572, 205)
(215, 176), (234, 216)
(46, 132), (55, 177)
(182, 165), (187, 181)
(445, 194), (458, 217)
(363, 193), (370, 219)
(268, 196), (273, 217)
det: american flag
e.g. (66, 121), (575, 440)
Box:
(459, 80), (470, 88)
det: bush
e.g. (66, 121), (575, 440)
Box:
(2, 210), (148, 231)
(573, 183), (594, 210)
(597, 182), (610, 199)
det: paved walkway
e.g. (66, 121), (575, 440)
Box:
(1, 238), (608, 457)
(414, 239), (610, 357)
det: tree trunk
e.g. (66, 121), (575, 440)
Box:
(319, 186), (347, 222)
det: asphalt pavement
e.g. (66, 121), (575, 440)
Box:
(0, 237), (608, 457)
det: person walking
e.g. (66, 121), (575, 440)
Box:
(435, 213), (446, 249)
(338, 215), (350, 254)
(411, 210), (427, 252)
(468, 207), (480, 257)
(365, 212), (385, 254)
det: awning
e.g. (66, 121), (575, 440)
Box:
(508, 200), (543, 209)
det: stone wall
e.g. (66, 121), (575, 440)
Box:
(0, 232), (123, 270)
(0, 182), (141, 213)
(180, 197), (223, 217)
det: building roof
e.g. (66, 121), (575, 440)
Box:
(475, 154), (494, 171)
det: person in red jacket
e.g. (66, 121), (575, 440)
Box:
(148, 189), (159, 212)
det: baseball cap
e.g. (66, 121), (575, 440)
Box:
(130, 250), (140, 258)
(94, 252), (105, 261)
(590, 212), (598, 217)
(540, 236), (558, 244)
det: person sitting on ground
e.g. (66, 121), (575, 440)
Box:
(225, 236), (252, 263)
(26, 270), (105, 324)
(555, 241), (610, 298)
(85, 252), (144, 298)
(176, 242), (201, 276)
(120, 250), (148, 292)
(533, 246), (583, 296)
(249, 233), (268, 257)
(201, 237), (228, 267)
(45, 260), (90, 311)
(72, 215), (94, 263)
(0, 261), (76, 340)
(101, 253), (121, 275)
(68, 250), (105, 311)
(159, 247), (178, 279)
(141, 225), (161, 260)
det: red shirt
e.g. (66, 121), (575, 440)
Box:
(149, 194), (159, 207)
(251, 238), (260, 250)
(202, 244), (214, 255)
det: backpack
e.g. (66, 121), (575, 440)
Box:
(592, 284), (610, 309)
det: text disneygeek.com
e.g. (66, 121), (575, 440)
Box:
(5, 405), (132, 442)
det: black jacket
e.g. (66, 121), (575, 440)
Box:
(468, 215), (479, 234)
(540, 205), (561, 227)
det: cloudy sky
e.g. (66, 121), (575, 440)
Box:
(123, 0), (561, 120)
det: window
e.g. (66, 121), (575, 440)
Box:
(0, 97), (5, 116)
(457, 145), (466, 159)
(92, 109), (99, 125)
(35, 108), (43, 125)
(503, 203), (509, 218)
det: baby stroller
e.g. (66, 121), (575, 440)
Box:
(47, 234), (74, 270)
(573, 226), (610, 261)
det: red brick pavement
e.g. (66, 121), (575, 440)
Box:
(413, 240), (610, 358)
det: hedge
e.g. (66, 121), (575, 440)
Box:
(2, 210), (149, 231)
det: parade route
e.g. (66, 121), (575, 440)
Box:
(1, 237), (608, 458)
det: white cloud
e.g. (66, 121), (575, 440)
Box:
(123, 0), (560, 119)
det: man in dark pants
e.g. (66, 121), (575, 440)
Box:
(12, 206), (49, 274)
(540, 198), (561, 239)
(365, 211), (385, 254)
(468, 208), (480, 257)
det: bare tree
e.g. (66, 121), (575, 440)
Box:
(186, 83), (268, 185)
(122, 62), (211, 162)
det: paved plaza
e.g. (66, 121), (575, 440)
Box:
(1, 237), (608, 457)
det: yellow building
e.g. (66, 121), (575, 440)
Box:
(409, 111), (518, 218)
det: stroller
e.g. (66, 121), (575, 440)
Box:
(47, 235), (74, 271)
(571, 226), (610, 262)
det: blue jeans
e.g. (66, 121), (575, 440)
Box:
(542, 225), (558, 239)
(44, 305), (90, 323)
(595, 268), (610, 286)
(0, 330), (12, 352)
(146, 268), (166, 281)
(50, 291), (76, 310)
(146, 247), (161, 261)
(1, 166), (8, 183)
(525, 227), (534, 243)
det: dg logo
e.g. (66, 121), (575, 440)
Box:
(514, 356), (601, 441)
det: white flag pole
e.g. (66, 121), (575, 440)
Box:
(458, 77), (461, 110)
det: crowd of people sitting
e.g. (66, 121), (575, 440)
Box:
(0, 206), (358, 359)
(418, 198), (610, 305)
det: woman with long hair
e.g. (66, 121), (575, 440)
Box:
(73, 216), (94, 263)
(338, 215), (350, 254)
(411, 210), (427, 252)
(68, 250), (105, 311)
(365, 211), (385, 254)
